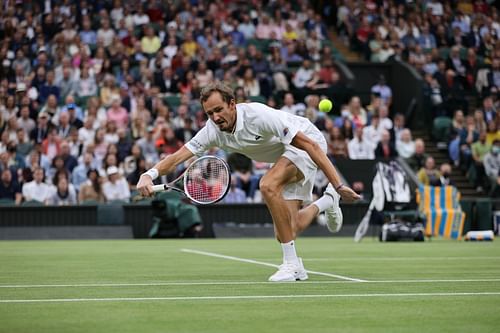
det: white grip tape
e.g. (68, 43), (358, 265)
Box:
(152, 184), (166, 192)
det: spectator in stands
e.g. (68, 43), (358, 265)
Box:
(123, 143), (143, 177)
(104, 121), (119, 145)
(238, 68), (261, 97)
(347, 96), (367, 128)
(292, 59), (317, 89)
(316, 59), (340, 88)
(486, 120), (500, 145)
(471, 131), (491, 192)
(156, 126), (183, 156)
(375, 129), (398, 160)
(4, 116), (19, 143)
(474, 109), (487, 134)
(17, 106), (35, 136)
(481, 95), (497, 124)
(238, 14), (256, 40)
(227, 153), (260, 201)
(418, 156), (441, 186)
(340, 117), (354, 141)
(327, 126), (348, 160)
(41, 127), (61, 161)
(441, 69), (468, 115)
(39, 95), (60, 121)
(0, 168), (22, 204)
(126, 157), (147, 190)
(4, 141), (24, 170)
(78, 169), (104, 203)
(407, 138), (429, 172)
(460, 115), (480, 169)
(22, 166), (53, 204)
(15, 128), (33, 158)
(39, 70), (60, 105)
(141, 25), (161, 57)
(269, 48), (290, 92)
(76, 65), (98, 99)
(438, 163), (455, 186)
(224, 177), (247, 204)
(280, 92), (305, 117)
(363, 113), (382, 145)
(484, 140), (500, 196)
(47, 155), (70, 186)
(392, 113), (406, 143)
(49, 176), (77, 205)
(60, 141), (78, 173)
(102, 166), (130, 202)
(348, 126), (374, 160)
(107, 96), (129, 130)
(371, 75), (392, 108)
(137, 126), (159, 164)
(378, 105), (393, 131)
(72, 152), (94, 192)
(78, 116), (96, 148)
(396, 129), (416, 159)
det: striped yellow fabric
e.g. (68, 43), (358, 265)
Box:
(417, 185), (465, 240)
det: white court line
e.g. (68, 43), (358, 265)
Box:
(1, 292), (500, 303)
(181, 248), (367, 282)
(297, 257), (500, 262)
(1, 278), (499, 288)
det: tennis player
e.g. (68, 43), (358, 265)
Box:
(137, 81), (361, 282)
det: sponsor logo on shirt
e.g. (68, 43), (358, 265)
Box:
(283, 127), (289, 136)
(190, 139), (203, 149)
(254, 135), (262, 140)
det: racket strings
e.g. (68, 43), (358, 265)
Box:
(184, 158), (230, 204)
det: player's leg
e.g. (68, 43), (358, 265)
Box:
(260, 157), (308, 281)
(260, 157), (302, 243)
(293, 203), (320, 234)
(294, 187), (343, 234)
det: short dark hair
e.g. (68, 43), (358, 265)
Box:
(199, 81), (235, 109)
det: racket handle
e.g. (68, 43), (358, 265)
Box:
(152, 184), (167, 192)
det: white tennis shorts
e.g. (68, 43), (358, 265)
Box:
(282, 132), (327, 203)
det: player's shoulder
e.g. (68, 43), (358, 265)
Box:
(237, 102), (281, 120)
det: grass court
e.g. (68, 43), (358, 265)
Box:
(0, 238), (499, 333)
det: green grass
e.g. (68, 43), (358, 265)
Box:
(0, 238), (499, 333)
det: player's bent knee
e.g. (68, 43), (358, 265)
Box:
(259, 179), (280, 199)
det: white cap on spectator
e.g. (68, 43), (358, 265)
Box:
(28, 87), (38, 100)
(107, 166), (119, 176)
(167, 21), (177, 30)
(16, 82), (27, 92)
(38, 112), (49, 119)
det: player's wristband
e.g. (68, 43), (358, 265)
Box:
(335, 183), (344, 191)
(143, 168), (159, 180)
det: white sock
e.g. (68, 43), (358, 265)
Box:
(313, 194), (334, 213)
(281, 240), (299, 264)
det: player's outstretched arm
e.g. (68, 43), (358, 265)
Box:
(291, 131), (361, 202)
(137, 146), (194, 197)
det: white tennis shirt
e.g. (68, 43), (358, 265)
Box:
(185, 102), (322, 163)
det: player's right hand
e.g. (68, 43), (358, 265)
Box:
(137, 174), (154, 197)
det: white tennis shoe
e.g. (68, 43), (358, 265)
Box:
(323, 184), (343, 233)
(268, 258), (308, 282)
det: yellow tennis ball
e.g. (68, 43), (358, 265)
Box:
(318, 99), (333, 112)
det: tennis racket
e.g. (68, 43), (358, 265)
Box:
(152, 155), (231, 205)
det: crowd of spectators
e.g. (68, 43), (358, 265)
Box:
(0, 0), (350, 206)
(336, 0), (499, 195)
(1, 0), (498, 208)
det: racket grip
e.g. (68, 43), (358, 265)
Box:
(152, 184), (167, 192)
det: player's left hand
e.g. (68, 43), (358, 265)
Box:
(337, 186), (362, 202)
